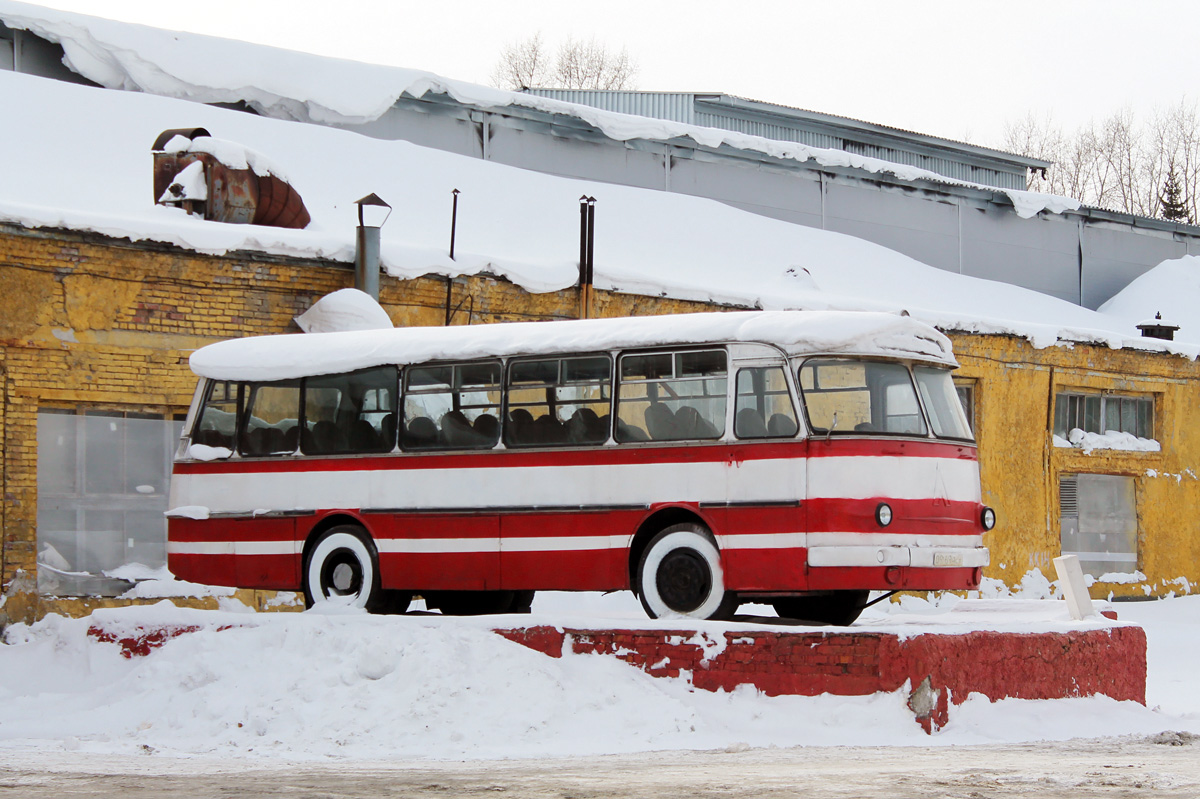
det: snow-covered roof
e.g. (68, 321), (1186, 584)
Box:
(0, 3), (1195, 358)
(189, 311), (958, 382)
(0, 1), (1076, 218)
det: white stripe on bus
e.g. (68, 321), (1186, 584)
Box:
(168, 531), (982, 558)
(167, 540), (301, 556)
(170, 456), (978, 516)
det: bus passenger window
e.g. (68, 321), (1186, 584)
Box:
(302, 366), (398, 455)
(616, 349), (726, 442)
(192, 380), (239, 451)
(240, 381), (301, 457)
(401, 361), (501, 450)
(505, 356), (611, 448)
(735, 367), (798, 439)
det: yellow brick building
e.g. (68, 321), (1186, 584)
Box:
(1, 221), (1196, 624)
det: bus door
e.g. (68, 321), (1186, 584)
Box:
(719, 348), (808, 591)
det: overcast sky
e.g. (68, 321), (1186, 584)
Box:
(30, 0), (1200, 148)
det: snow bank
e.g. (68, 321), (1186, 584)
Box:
(2, 594), (1195, 761)
(0, 1), (1077, 219)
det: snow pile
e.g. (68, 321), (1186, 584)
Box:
(1, 593), (1198, 760)
(294, 288), (393, 334)
(163, 134), (288, 180)
(1054, 429), (1162, 454)
(190, 311), (956, 382)
(0, 1), (1077, 219)
(1100, 255), (1200, 343)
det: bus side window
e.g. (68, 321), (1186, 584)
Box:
(735, 367), (798, 439)
(302, 367), (398, 455)
(401, 362), (501, 451)
(193, 380), (239, 451)
(240, 381), (301, 457)
(616, 349), (727, 443)
(505, 356), (611, 448)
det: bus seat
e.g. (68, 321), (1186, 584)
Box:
(440, 411), (475, 447)
(473, 413), (500, 445)
(616, 418), (649, 442)
(533, 414), (566, 444)
(567, 407), (606, 444)
(282, 426), (300, 452)
(767, 413), (799, 437)
(348, 419), (380, 452)
(379, 413), (397, 449)
(305, 420), (339, 453)
(736, 408), (768, 438)
(675, 406), (717, 439)
(645, 404), (677, 440)
(403, 416), (438, 449)
(507, 408), (534, 445)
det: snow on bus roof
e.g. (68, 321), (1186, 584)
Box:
(188, 311), (957, 382)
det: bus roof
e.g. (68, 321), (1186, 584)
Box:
(189, 310), (958, 382)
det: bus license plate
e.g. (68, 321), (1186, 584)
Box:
(934, 552), (964, 567)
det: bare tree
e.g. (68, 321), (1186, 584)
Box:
(1003, 100), (1199, 222)
(492, 34), (638, 91)
(491, 32), (551, 91)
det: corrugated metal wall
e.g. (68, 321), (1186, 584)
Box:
(528, 90), (697, 125)
(529, 90), (1028, 190)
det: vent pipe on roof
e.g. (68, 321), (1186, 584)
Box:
(353, 194), (391, 301)
(1136, 312), (1180, 341)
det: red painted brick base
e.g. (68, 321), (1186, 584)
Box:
(495, 626), (1148, 733)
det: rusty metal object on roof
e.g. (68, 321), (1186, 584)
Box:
(151, 129), (311, 229)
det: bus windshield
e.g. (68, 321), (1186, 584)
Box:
(798, 358), (930, 437)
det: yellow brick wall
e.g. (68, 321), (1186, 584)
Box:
(0, 223), (720, 621)
(3, 222), (1199, 623)
(954, 333), (1200, 599)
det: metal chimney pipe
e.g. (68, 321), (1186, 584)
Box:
(355, 224), (381, 300)
(354, 193), (391, 301)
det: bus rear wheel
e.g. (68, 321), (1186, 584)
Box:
(636, 524), (738, 621)
(772, 590), (869, 626)
(303, 525), (385, 612)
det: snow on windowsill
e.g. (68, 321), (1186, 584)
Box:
(1054, 429), (1161, 455)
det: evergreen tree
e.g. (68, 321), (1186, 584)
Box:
(1159, 163), (1192, 223)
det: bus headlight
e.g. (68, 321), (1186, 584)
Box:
(875, 503), (893, 527)
(981, 506), (996, 530)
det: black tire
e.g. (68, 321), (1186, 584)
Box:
(303, 524), (385, 612)
(635, 523), (738, 621)
(773, 590), (870, 626)
(428, 590), (534, 616)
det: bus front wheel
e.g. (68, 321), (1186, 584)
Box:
(304, 525), (385, 612)
(636, 524), (738, 621)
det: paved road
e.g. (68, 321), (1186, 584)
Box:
(3, 735), (1199, 798)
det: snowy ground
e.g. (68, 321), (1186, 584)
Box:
(0, 591), (1197, 766)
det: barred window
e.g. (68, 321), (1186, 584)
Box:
(1053, 392), (1153, 440)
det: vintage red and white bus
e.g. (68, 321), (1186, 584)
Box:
(167, 310), (992, 624)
